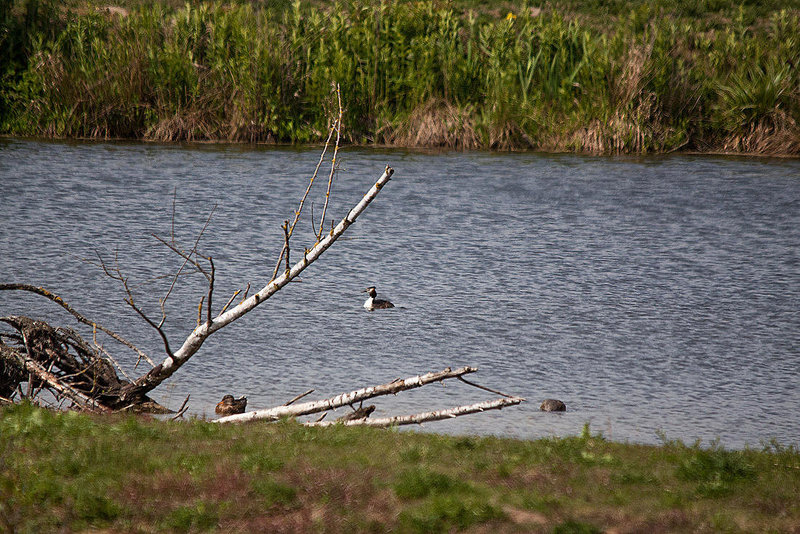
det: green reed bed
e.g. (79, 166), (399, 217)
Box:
(2, 402), (800, 532)
(1, 0), (798, 153)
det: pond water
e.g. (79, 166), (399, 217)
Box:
(1, 138), (798, 449)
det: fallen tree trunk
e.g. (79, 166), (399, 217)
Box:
(214, 366), (478, 424)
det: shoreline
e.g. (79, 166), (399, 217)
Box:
(4, 134), (799, 159)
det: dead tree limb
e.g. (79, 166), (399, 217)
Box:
(306, 397), (523, 428)
(121, 165), (395, 404)
(271, 84), (340, 281)
(213, 366), (476, 424)
(0, 315), (169, 412)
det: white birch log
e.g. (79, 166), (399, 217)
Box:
(213, 366), (478, 424)
(125, 166), (395, 399)
(304, 397), (523, 427)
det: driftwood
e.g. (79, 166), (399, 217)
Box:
(214, 367), (479, 423)
(214, 367), (525, 427)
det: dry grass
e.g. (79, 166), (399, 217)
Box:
(387, 99), (481, 150)
(720, 113), (800, 155)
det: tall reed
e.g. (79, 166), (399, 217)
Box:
(1, 0), (798, 154)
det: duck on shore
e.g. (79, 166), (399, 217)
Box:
(215, 395), (247, 416)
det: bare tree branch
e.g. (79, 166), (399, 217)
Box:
(171, 394), (191, 420)
(271, 84), (341, 281)
(282, 221), (290, 274)
(151, 203), (218, 330)
(205, 257), (215, 326)
(220, 290), (241, 316)
(120, 165), (395, 402)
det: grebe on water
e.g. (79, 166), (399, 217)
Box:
(362, 286), (394, 311)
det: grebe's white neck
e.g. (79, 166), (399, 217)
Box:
(363, 296), (375, 310)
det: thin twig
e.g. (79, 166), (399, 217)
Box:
(91, 325), (131, 380)
(220, 290), (241, 316)
(282, 221), (290, 274)
(206, 257), (214, 325)
(270, 118), (337, 282)
(154, 202), (218, 318)
(197, 296), (205, 326)
(317, 82), (343, 239)
(151, 234), (208, 279)
(283, 389), (315, 406)
(171, 187), (177, 242)
(107, 252), (173, 358)
(171, 394), (191, 420)
(457, 376), (525, 400)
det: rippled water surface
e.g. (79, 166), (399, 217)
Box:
(1, 139), (798, 448)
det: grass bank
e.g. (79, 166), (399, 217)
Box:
(1, 0), (799, 154)
(2, 403), (800, 533)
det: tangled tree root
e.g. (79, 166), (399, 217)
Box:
(0, 316), (168, 413)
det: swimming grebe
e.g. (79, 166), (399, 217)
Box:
(362, 286), (394, 311)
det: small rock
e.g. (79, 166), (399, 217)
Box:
(540, 399), (566, 412)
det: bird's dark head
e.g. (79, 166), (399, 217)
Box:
(363, 286), (377, 297)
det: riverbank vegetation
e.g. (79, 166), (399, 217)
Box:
(1, 0), (799, 154)
(2, 403), (800, 532)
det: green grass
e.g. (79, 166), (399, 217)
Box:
(1, 0), (798, 154)
(2, 402), (800, 532)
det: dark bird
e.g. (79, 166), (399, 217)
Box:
(362, 286), (394, 311)
(337, 404), (376, 421)
(215, 395), (247, 416)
